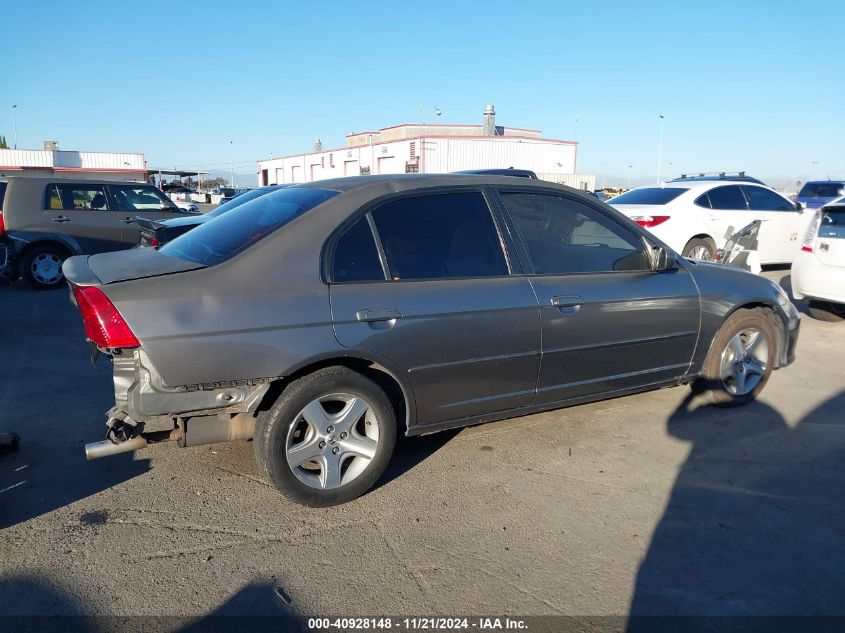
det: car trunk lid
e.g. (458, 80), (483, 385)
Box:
(815, 209), (845, 267)
(63, 247), (205, 287)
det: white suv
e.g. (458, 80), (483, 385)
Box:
(791, 198), (845, 321)
(610, 179), (813, 264)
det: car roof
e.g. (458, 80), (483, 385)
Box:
(293, 173), (576, 195)
(2, 176), (155, 186)
(804, 180), (845, 185)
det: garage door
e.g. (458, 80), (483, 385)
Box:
(377, 156), (396, 175)
(344, 160), (358, 176)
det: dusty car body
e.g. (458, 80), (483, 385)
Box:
(63, 175), (800, 505)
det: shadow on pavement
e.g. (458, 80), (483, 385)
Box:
(629, 389), (845, 618)
(374, 429), (461, 490)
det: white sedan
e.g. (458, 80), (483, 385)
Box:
(791, 197), (845, 322)
(610, 179), (813, 264)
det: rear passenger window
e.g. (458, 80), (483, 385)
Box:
(501, 192), (650, 274)
(371, 192), (507, 280)
(706, 186), (747, 210)
(332, 217), (384, 282)
(46, 184), (109, 211)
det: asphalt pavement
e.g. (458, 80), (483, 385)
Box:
(1, 269), (843, 620)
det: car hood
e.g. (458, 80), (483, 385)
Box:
(63, 247), (205, 286)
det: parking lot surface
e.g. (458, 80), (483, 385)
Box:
(1, 269), (844, 619)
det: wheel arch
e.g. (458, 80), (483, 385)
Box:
(256, 352), (415, 435)
(707, 300), (787, 370)
(15, 233), (80, 260)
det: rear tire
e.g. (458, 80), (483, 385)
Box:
(808, 300), (845, 322)
(20, 244), (68, 290)
(695, 308), (777, 407)
(682, 237), (716, 261)
(255, 366), (397, 507)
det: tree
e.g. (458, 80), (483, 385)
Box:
(201, 176), (227, 191)
(0, 135), (7, 149)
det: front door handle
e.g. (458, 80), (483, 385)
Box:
(356, 308), (402, 323)
(550, 295), (582, 315)
(51, 215), (71, 223)
(121, 217), (136, 224)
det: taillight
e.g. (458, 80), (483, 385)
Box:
(71, 285), (140, 349)
(0, 212), (5, 238)
(632, 215), (670, 228)
(150, 234), (159, 248)
(801, 211), (822, 254)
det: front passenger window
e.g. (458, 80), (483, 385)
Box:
(741, 186), (794, 211)
(501, 192), (650, 274)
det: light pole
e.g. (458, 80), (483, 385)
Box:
(627, 165), (633, 188)
(574, 116), (579, 142)
(229, 140), (235, 187)
(12, 104), (18, 149)
(656, 114), (665, 184)
(433, 106), (441, 125)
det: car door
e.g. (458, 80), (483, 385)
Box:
(107, 183), (189, 245)
(44, 182), (126, 253)
(740, 185), (807, 264)
(695, 185), (757, 250)
(329, 189), (541, 428)
(494, 189), (701, 404)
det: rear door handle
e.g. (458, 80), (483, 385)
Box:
(121, 216), (136, 224)
(356, 308), (402, 323)
(550, 295), (582, 315)
(51, 215), (70, 223)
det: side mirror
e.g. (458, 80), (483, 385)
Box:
(795, 201), (806, 212)
(652, 245), (678, 271)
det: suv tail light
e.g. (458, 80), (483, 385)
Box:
(632, 215), (670, 228)
(0, 211), (6, 238)
(72, 285), (140, 349)
(801, 210), (822, 253)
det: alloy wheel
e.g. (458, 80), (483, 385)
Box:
(719, 328), (768, 396)
(285, 393), (380, 490)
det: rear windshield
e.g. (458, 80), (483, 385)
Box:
(0, 182), (6, 210)
(206, 187), (277, 218)
(610, 187), (688, 205)
(799, 182), (845, 198)
(160, 187), (338, 266)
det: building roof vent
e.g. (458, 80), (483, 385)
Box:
(43, 140), (59, 150)
(482, 105), (497, 136)
(314, 139), (322, 152)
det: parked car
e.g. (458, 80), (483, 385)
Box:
(217, 187), (240, 205)
(64, 175), (799, 506)
(137, 184), (287, 247)
(791, 197), (845, 321)
(610, 181), (812, 263)
(0, 177), (192, 289)
(456, 168), (538, 179)
(163, 186), (199, 213)
(795, 180), (845, 209)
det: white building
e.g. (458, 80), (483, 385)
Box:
(0, 146), (146, 181)
(257, 106), (595, 190)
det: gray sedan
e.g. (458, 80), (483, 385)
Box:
(63, 175), (800, 506)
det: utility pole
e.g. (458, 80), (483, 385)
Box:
(230, 140), (235, 187)
(656, 114), (665, 184)
(12, 104), (18, 149)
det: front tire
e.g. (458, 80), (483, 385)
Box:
(682, 237), (716, 261)
(20, 244), (68, 290)
(696, 308), (777, 406)
(808, 300), (845, 322)
(255, 366), (397, 506)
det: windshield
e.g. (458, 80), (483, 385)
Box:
(206, 186), (280, 218)
(610, 188), (688, 205)
(798, 182), (845, 198)
(110, 184), (181, 212)
(161, 187), (338, 266)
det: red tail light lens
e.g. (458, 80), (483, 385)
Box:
(801, 246), (813, 253)
(0, 212), (6, 238)
(632, 215), (670, 228)
(150, 234), (159, 248)
(72, 285), (140, 349)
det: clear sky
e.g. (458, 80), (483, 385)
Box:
(2, 0), (843, 186)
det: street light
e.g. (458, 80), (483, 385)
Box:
(627, 164), (633, 188)
(656, 114), (665, 184)
(12, 104), (18, 149)
(229, 140), (235, 187)
(433, 107), (442, 125)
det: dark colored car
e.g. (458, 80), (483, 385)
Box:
(796, 180), (845, 209)
(670, 172), (766, 185)
(63, 174), (800, 506)
(0, 177), (190, 289)
(457, 168), (538, 179)
(137, 184), (287, 247)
